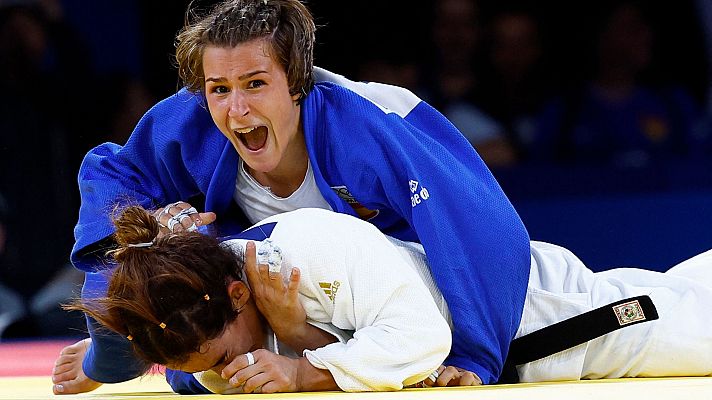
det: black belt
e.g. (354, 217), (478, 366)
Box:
(499, 295), (658, 383)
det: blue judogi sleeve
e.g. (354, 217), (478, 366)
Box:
(71, 89), (237, 272)
(165, 370), (211, 395)
(71, 90), (240, 384)
(302, 82), (532, 384)
(81, 272), (151, 382)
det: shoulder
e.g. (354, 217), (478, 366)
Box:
(312, 68), (422, 118)
(265, 208), (370, 235)
(139, 89), (215, 133)
(148, 88), (207, 117)
(255, 209), (384, 253)
(126, 89), (224, 152)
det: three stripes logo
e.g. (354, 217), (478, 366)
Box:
(319, 281), (341, 303)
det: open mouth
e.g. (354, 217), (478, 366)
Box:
(234, 126), (268, 151)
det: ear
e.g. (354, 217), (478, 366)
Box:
(227, 280), (251, 312)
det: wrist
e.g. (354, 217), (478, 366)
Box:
(295, 357), (337, 392)
(272, 321), (308, 346)
(274, 322), (337, 353)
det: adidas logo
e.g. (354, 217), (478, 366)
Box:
(409, 180), (419, 193)
(409, 179), (430, 208)
(319, 281), (341, 303)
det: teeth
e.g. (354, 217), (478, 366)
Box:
(233, 127), (256, 134)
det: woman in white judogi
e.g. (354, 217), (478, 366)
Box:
(194, 207), (712, 392)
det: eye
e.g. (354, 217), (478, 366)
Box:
(210, 85), (229, 94)
(247, 80), (265, 89)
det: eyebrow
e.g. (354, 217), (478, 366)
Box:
(205, 70), (268, 83)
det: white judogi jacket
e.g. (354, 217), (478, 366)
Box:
(196, 208), (712, 392)
(203, 208), (451, 392)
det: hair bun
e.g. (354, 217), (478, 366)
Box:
(112, 206), (160, 253)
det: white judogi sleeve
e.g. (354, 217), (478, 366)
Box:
(228, 209), (452, 392)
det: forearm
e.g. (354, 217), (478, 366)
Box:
(296, 357), (338, 391)
(82, 272), (150, 383)
(274, 322), (337, 353)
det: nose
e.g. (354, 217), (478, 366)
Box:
(228, 91), (250, 118)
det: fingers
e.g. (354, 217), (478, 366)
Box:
(221, 350), (269, 393)
(221, 351), (255, 382)
(52, 359), (74, 375)
(436, 365), (461, 386)
(53, 339), (87, 377)
(244, 241), (260, 287)
(258, 262), (281, 282)
(153, 201), (215, 234)
(52, 375), (102, 395)
(457, 371), (482, 386)
(425, 365), (481, 387)
(52, 369), (78, 385)
(246, 241), (287, 289)
(54, 354), (76, 369)
(454, 367), (482, 386)
(242, 373), (270, 394)
(51, 339), (102, 395)
(287, 268), (300, 298)
(199, 211), (217, 226)
(57, 339), (88, 357)
(423, 365), (444, 386)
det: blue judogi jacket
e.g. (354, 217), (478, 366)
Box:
(75, 71), (530, 388)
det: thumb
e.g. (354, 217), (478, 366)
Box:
(198, 212), (217, 226)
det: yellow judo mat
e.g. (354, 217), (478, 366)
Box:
(1, 375), (711, 400)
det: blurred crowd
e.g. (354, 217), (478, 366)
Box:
(1, 0), (711, 338)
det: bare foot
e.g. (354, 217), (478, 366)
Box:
(52, 338), (103, 394)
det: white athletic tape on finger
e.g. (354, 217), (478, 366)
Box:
(245, 352), (255, 366)
(256, 239), (282, 273)
(167, 212), (195, 232)
(428, 370), (439, 383)
(175, 207), (198, 218)
(157, 201), (183, 221)
(167, 216), (181, 232)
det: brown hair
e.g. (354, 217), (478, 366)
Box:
(67, 205), (244, 367)
(175, 0), (316, 102)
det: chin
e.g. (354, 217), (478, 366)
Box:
(244, 157), (278, 174)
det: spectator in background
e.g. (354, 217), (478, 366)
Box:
(478, 6), (554, 163)
(0, 0), (92, 338)
(533, 0), (703, 167)
(0, 186), (85, 339)
(355, 55), (422, 98)
(423, 0), (517, 168)
(0, 193), (26, 339)
(692, 0), (712, 150)
(92, 73), (157, 146)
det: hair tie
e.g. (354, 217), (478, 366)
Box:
(127, 241), (154, 248)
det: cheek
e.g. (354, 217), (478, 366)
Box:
(234, 329), (254, 352)
(273, 100), (299, 133)
(207, 99), (227, 128)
